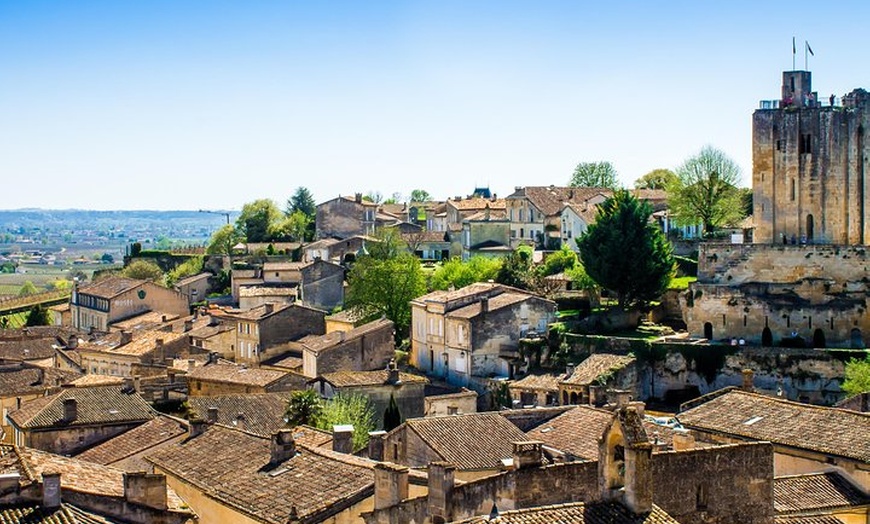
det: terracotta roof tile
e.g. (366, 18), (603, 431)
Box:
(0, 327), (78, 342)
(403, 412), (528, 470)
(80, 330), (187, 357)
(525, 405), (614, 459)
(447, 292), (545, 320)
(174, 272), (210, 287)
(301, 318), (393, 354)
(507, 186), (613, 217)
(66, 375), (125, 388)
(561, 354), (636, 386)
(8, 386), (154, 429)
(0, 503), (122, 524)
(109, 311), (179, 331)
(774, 517), (849, 524)
(509, 373), (565, 393)
(316, 370), (428, 388)
(451, 501), (681, 523)
(447, 197), (506, 211)
(0, 364), (80, 397)
(773, 471), (870, 514)
(145, 425), (374, 523)
(0, 339), (61, 361)
(75, 416), (187, 466)
(76, 277), (143, 299)
(677, 389), (870, 462)
(186, 393), (291, 437)
(186, 363), (289, 387)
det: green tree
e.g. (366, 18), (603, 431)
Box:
(346, 244), (426, 343)
(315, 393), (375, 450)
(539, 245), (578, 277)
(206, 224), (241, 255)
(166, 256), (205, 287)
(495, 246), (534, 290)
(577, 190), (675, 308)
(569, 161), (619, 189)
(634, 168), (677, 190)
(286, 186), (317, 219)
(25, 304), (50, 326)
(429, 256), (501, 291)
(236, 199), (282, 243)
(284, 389), (324, 428)
(123, 259), (165, 284)
(383, 393), (402, 431)
(50, 279), (71, 292)
(410, 189), (432, 202)
(18, 281), (38, 297)
(669, 146), (746, 236)
(842, 355), (870, 396)
(269, 210), (310, 242)
(101, 253), (115, 264)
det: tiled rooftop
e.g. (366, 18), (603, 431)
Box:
(186, 362), (289, 387)
(186, 393), (291, 437)
(447, 292), (539, 320)
(8, 385), (154, 430)
(509, 372), (565, 393)
(77, 277), (144, 299)
(174, 272), (210, 286)
(507, 186), (613, 217)
(451, 501), (681, 523)
(447, 197), (506, 211)
(0, 338), (62, 361)
(82, 330), (187, 357)
(677, 389), (870, 462)
(773, 471), (870, 514)
(0, 364), (80, 397)
(774, 517), (848, 524)
(561, 354), (636, 386)
(75, 416), (188, 467)
(301, 318), (393, 354)
(401, 412), (528, 470)
(316, 369), (428, 388)
(145, 425), (375, 523)
(66, 375), (125, 388)
(525, 405), (614, 460)
(110, 311), (179, 331)
(0, 503), (122, 524)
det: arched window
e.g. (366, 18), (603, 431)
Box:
(762, 327), (773, 347)
(812, 328), (826, 348)
(703, 322), (713, 340)
(806, 214), (814, 241)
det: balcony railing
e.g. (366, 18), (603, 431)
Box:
(759, 96), (840, 110)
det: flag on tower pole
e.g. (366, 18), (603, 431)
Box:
(805, 41), (814, 70)
(792, 37), (796, 70)
(806, 41), (814, 56)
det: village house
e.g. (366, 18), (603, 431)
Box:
(772, 471), (869, 524)
(423, 387), (479, 417)
(379, 411), (529, 481)
(232, 259), (345, 311)
(410, 283), (556, 391)
(185, 392), (298, 437)
(173, 272), (211, 305)
(0, 444), (195, 524)
(308, 362), (429, 428)
(676, 387), (870, 489)
(507, 371), (565, 408)
(76, 329), (189, 377)
(315, 194), (380, 239)
(459, 207), (512, 261)
(558, 353), (638, 406)
(0, 362), (80, 443)
(186, 359), (304, 396)
(0, 326), (81, 367)
(186, 319), (236, 358)
(73, 414), (189, 472)
(299, 317), (395, 378)
(145, 423), (428, 524)
(403, 230), (451, 261)
(6, 385), (155, 455)
(303, 235), (370, 264)
(70, 276), (189, 332)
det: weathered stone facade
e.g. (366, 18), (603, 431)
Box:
(315, 194), (378, 239)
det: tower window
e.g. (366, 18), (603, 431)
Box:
(799, 134), (812, 154)
(776, 139), (784, 152)
(791, 179), (796, 201)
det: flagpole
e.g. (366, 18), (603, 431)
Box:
(792, 37), (796, 71)
(805, 42), (808, 70)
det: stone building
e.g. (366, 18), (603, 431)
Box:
(185, 360), (304, 396)
(70, 277), (189, 332)
(0, 362), (80, 443)
(299, 318), (395, 378)
(315, 194), (379, 239)
(558, 353), (637, 406)
(753, 71), (870, 245)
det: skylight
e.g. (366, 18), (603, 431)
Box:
(743, 416), (763, 426)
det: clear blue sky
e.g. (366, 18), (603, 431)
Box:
(1, 1), (868, 210)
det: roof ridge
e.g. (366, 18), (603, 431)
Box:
(734, 389), (870, 417)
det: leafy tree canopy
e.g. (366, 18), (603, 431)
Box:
(206, 224), (241, 255)
(634, 168), (677, 190)
(429, 256), (501, 291)
(166, 256), (204, 287)
(25, 304), (49, 326)
(539, 245), (578, 277)
(269, 211), (310, 243)
(236, 199), (282, 243)
(122, 259), (165, 285)
(570, 161), (619, 189)
(18, 281), (38, 297)
(495, 246), (534, 290)
(577, 190), (675, 308)
(315, 393), (375, 450)
(842, 355), (870, 396)
(284, 389), (324, 428)
(287, 187), (317, 219)
(669, 146), (746, 235)
(409, 189), (432, 202)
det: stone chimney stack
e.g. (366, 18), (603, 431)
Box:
(124, 472), (168, 510)
(62, 398), (77, 423)
(132, 375), (141, 392)
(120, 330), (133, 345)
(189, 418), (206, 437)
(270, 429), (297, 464)
(373, 462), (409, 510)
(480, 297), (489, 314)
(565, 363), (575, 379)
(672, 431), (696, 451)
(67, 335), (78, 349)
(187, 359), (196, 372)
(387, 359), (400, 385)
(742, 369), (755, 392)
(613, 390), (632, 408)
(183, 320), (193, 332)
(427, 461), (456, 521)
(511, 441), (544, 470)
(332, 425), (354, 453)
(235, 413), (246, 431)
(368, 431), (387, 461)
(206, 407), (219, 424)
(355, 193), (363, 204)
(42, 472), (61, 509)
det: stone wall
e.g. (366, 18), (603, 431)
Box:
(301, 261), (344, 311)
(310, 322), (395, 376)
(260, 305), (326, 350)
(26, 422), (144, 456)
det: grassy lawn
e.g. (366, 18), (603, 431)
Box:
(668, 276), (697, 290)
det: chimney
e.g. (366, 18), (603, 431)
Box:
(355, 193), (363, 203)
(123, 377), (135, 392)
(132, 375), (141, 392)
(427, 461), (456, 521)
(387, 359), (399, 385)
(42, 472), (61, 509)
(613, 390), (632, 408)
(672, 431), (696, 451)
(66, 335), (78, 349)
(206, 406), (219, 424)
(62, 398), (77, 423)
(235, 413), (246, 431)
(368, 430), (387, 461)
(183, 320), (193, 332)
(189, 418), (206, 437)
(161, 315), (168, 323)
(373, 462), (409, 510)
(207, 351), (219, 365)
(124, 472), (168, 510)
(565, 363), (575, 379)
(270, 429), (297, 464)
(120, 330), (133, 345)
(742, 369), (755, 392)
(480, 297), (488, 314)
(628, 401), (645, 418)
(511, 441), (544, 470)
(264, 303), (274, 315)
(187, 359), (196, 372)
(332, 424), (354, 453)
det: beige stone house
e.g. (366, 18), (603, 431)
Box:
(315, 194), (379, 239)
(677, 387), (870, 489)
(186, 360), (304, 396)
(7, 385), (155, 455)
(0, 362), (80, 443)
(410, 283), (555, 390)
(70, 276), (189, 332)
(77, 329), (189, 377)
(558, 353), (637, 406)
(173, 272), (210, 304)
(459, 208), (512, 261)
(299, 318), (395, 378)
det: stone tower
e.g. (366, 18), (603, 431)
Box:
(753, 70), (870, 245)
